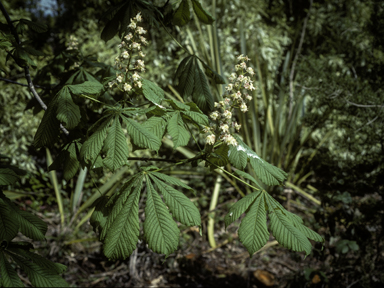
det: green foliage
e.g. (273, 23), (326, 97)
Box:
(174, 55), (214, 113)
(91, 171), (200, 259)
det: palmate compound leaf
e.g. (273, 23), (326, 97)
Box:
(142, 116), (167, 140)
(121, 115), (162, 151)
(144, 176), (180, 257)
(55, 87), (80, 129)
(80, 116), (112, 167)
(0, 168), (19, 186)
(266, 195), (313, 256)
(226, 188), (323, 257)
(33, 100), (60, 148)
(141, 78), (164, 105)
(172, 0), (191, 26)
(0, 198), (18, 242)
(0, 251), (24, 287)
(150, 172), (194, 192)
(102, 116), (129, 172)
(8, 252), (68, 287)
(1, 196), (47, 241)
(232, 134), (287, 186)
(181, 110), (209, 126)
(167, 112), (190, 149)
(102, 176), (142, 260)
(149, 174), (200, 227)
(191, 0), (215, 25)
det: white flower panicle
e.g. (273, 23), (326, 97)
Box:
(204, 54), (256, 147)
(108, 12), (147, 96)
(67, 35), (79, 50)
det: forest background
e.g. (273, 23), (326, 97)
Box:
(0, 0), (383, 287)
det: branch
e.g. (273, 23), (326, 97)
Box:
(0, 76), (47, 89)
(289, 0), (313, 119)
(128, 157), (180, 163)
(0, 1), (69, 136)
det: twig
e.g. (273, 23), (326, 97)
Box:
(289, 0), (313, 119)
(0, 1), (69, 136)
(0, 76), (47, 89)
(345, 99), (384, 108)
(128, 157), (180, 163)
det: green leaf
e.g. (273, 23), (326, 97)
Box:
(142, 79), (164, 104)
(23, 45), (45, 56)
(207, 144), (229, 167)
(80, 116), (111, 166)
(167, 112), (190, 149)
(149, 175), (200, 227)
(267, 196), (312, 255)
(13, 47), (36, 67)
(33, 101), (60, 148)
(103, 177), (142, 260)
(56, 87), (81, 129)
(202, 62), (225, 84)
(224, 190), (261, 228)
(234, 170), (263, 190)
(286, 211), (324, 243)
(0, 168), (20, 186)
(191, 0), (215, 24)
(90, 195), (111, 236)
(63, 143), (81, 181)
(2, 197), (47, 241)
(7, 248), (66, 274)
(0, 198), (19, 241)
(181, 110), (208, 126)
(143, 177), (179, 256)
(175, 56), (195, 97)
(228, 144), (248, 170)
(238, 193), (269, 256)
(0, 252), (24, 287)
(233, 135), (287, 186)
(67, 80), (104, 95)
(142, 117), (167, 140)
(9, 253), (69, 287)
(150, 172), (194, 192)
(192, 58), (214, 112)
(122, 116), (162, 151)
(173, 0), (191, 26)
(20, 19), (48, 33)
(103, 116), (129, 172)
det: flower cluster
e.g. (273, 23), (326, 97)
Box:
(204, 54), (256, 147)
(108, 12), (148, 94)
(67, 35), (79, 50)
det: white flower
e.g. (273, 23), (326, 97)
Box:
(237, 54), (244, 61)
(229, 73), (237, 82)
(140, 36), (148, 45)
(248, 83), (256, 91)
(116, 75), (123, 83)
(203, 126), (211, 133)
(220, 124), (229, 133)
(136, 81), (142, 88)
(124, 33), (133, 41)
(223, 134), (238, 146)
(226, 84), (233, 91)
(245, 94), (253, 101)
(224, 98), (231, 105)
(240, 62), (247, 69)
(124, 83), (132, 91)
(131, 42), (140, 49)
(108, 81), (115, 88)
(206, 134), (216, 145)
(223, 110), (232, 119)
(132, 72), (141, 81)
(122, 50), (129, 59)
(139, 51), (146, 57)
(237, 75), (245, 82)
(135, 12), (142, 22)
(240, 102), (248, 112)
(235, 91), (242, 99)
(214, 102), (220, 108)
(128, 19), (136, 29)
(136, 26), (146, 34)
(247, 67), (255, 76)
(233, 122), (241, 131)
(210, 111), (219, 120)
(136, 59), (144, 67)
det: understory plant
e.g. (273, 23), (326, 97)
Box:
(0, 1), (323, 286)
